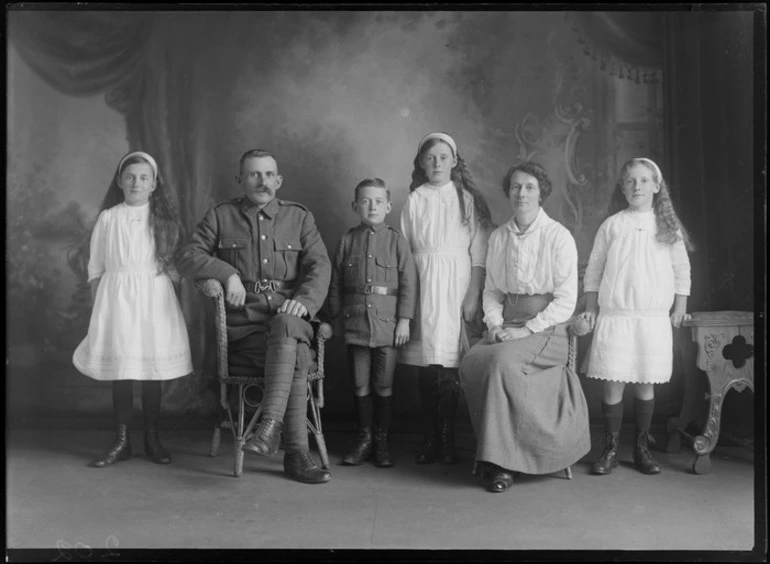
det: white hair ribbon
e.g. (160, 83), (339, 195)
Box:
(418, 132), (458, 157)
(119, 151), (159, 179)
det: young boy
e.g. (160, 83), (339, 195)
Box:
(328, 178), (418, 467)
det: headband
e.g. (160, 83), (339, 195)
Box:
(418, 132), (457, 157)
(635, 157), (663, 183)
(118, 151), (158, 179)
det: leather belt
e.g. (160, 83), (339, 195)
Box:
(345, 284), (398, 296)
(243, 279), (295, 294)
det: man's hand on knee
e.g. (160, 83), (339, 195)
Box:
(278, 299), (308, 318)
(225, 274), (246, 308)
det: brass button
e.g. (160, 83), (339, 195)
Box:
(367, 278), (372, 282)
(263, 258), (268, 264)
(261, 235), (266, 240)
(368, 254), (372, 258)
(287, 244), (292, 249)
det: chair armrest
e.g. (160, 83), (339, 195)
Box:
(195, 279), (225, 299)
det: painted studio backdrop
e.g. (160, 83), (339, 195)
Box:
(7, 10), (755, 427)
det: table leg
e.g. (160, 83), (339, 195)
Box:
(666, 334), (703, 453)
(691, 371), (728, 475)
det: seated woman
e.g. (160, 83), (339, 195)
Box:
(459, 162), (590, 493)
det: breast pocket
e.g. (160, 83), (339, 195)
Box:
(344, 255), (363, 285)
(217, 236), (251, 271)
(274, 239), (302, 280)
(375, 256), (396, 284)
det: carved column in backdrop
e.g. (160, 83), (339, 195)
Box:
(10, 11), (219, 417)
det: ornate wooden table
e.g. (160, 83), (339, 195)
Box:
(666, 311), (755, 474)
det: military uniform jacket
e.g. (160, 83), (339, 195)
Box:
(178, 197), (331, 341)
(329, 222), (417, 348)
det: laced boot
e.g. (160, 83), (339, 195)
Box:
(592, 432), (619, 475)
(284, 450), (331, 484)
(374, 428), (394, 468)
(91, 424), (132, 468)
(438, 378), (459, 465)
(242, 418), (283, 457)
(633, 431), (662, 474)
(342, 427), (374, 465)
(144, 426), (171, 464)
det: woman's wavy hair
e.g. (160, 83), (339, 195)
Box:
(607, 158), (694, 251)
(409, 138), (492, 229)
(501, 161), (553, 203)
(99, 154), (185, 274)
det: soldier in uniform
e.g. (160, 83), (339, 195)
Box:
(178, 149), (332, 484)
(328, 178), (417, 468)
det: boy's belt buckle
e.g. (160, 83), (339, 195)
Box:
(363, 284), (374, 294)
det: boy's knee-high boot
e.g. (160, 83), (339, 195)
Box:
(92, 381), (133, 468)
(243, 339), (296, 457)
(142, 381), (170, 464)
(416, 367), (440, 464)
(374, 395), (394, 468)
(633, 397), (661, 474)
(438, 369), (459, 465)
(342, 395), (374, 466)
(592, 401), (623, 475)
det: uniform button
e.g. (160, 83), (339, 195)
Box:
(262, 279), (268, 283)
(267, 296), (272, 300)
(367, 278), (372, 282)
(368, 254), (372, 258)
(263, 258), (268, 263)
(259, 215), (264, 220)
(261, 235), (266, 240)
(232, 243), (237, 247)
(287, 244), (292, 249)
(367, 304), (371, 308)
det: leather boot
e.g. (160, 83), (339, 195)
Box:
(284, 450), (331, 484)
(438, 378), (459, 465)
(374, 427), (394, 468)
(242, 418), (283, 457)
(342, 427), (374, 465)
(416, 368), (440, 464)
(91, 424), (132, 468)
(144, 426), (171, 464)
(592, 432), (619, 475)
(633, 431), (662, 474)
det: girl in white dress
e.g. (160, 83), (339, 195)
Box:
(73, 151), (193, 468)
(400, 132), (491, 465)
(581, 158), (693, 476)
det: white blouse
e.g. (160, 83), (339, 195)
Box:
(483, 208), (578, 333)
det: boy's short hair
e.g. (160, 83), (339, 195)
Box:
(354, 178), (390, 201)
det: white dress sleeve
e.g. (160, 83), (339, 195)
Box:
(400, 194), (414, 250)
(671, 234), (691, 296)
(87, 211), (108, 282)
(583, 217), (611, 293)
(482, 229), (505, 330)
(525, 227), (578, 333)
(467, 196), (488, 268)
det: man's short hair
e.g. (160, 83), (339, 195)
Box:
(239, 149), (277, 173)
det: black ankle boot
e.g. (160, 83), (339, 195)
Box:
(242, 418), (283, 457)
(284, 450), (331, 484)
(633, 431), (662, 474)
(416, 420), (439, 464)
(342, 427), (374, 465)
(438, 379), (459, 465)
(592, 432), (619, 475)
(91, 424), (132, 468)
(374, 428), (394, 468)
(144, 426), (171, 464)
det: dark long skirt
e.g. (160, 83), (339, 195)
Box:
(459, 323), (590, 475)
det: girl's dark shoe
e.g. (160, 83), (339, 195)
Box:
(416, 426), (439, 464)
(633, 431), (662, 474)
(438, 420), (458, 465)
(342, 427), (373, 466)
(91, 424), (132, 468)
(144, 426), (171, 464)
(284, 450), (331, 484)
(374, 428), (394, 468)
(592, 432), (620, 475)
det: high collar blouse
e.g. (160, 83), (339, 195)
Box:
(482, 208), (578, 333)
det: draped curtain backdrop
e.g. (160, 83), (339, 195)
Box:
(572, 10), (756, 311)
(10, 11), (220, 410)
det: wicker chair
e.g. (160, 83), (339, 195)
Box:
(196, 279), (332, 477)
